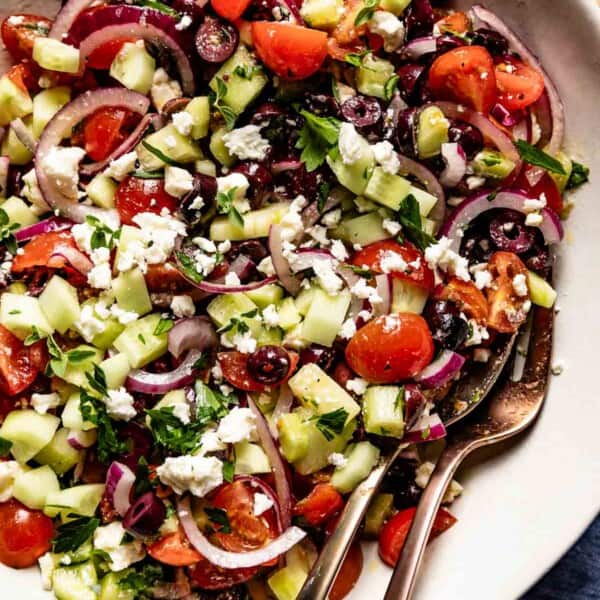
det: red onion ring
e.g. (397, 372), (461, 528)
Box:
(402, 413), (447, 444)
(414, 350), (465, 389)
(35, 88), (149, 224)
(531, 91), (553, 148)
(268, 224), (301, 296)
(246, 393), (293, 529)
(105, 461), (135, 517)
(10, 118), (36, 154)
(167, 316), (217, 359)
(490, 103), (524, 128)
(177, 496), (305, 569)
(126, 349), (202, 394)
(49, 0), (95, 41)
(439, 143), (467, 189)
(290, 248), (334, 273)
(48, 245), (93, 274)
(398, 36), (437, 60)
(15, 217), (72, 242)
(192, 275), (277, 295)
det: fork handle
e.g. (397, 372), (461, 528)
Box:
(384, 440), (474, 600)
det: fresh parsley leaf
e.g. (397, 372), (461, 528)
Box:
(134, 457), (158, 496)
(312, 408), (349, 441)
(52, 516), (100, 553)
(24, 326), (42, 346)
(515, 140), (566, 175)
(348, 265), (373, 279)
(384, 74), (399, 101)
(142, 140), (180, 167)
(0, 437), (12, 457)
(0, 208), (18, 255)
(175, 250), (204, 284)
(354, 0), (380, 26)
(421, 425), (431, 440)
(566, 161), (590, 190)
(205, 507), (231, 534)
(138, 333), (146, 345)
(295, 109), (341, 172)
(21, 22), (50, 35)
(216, 187), (245, 228)
(120, 563), (165, 595)
(233, 64), (261, 80)
(146, 407), (204, 454)
(213, 77), (237, 130)
(85, 365), (108, 397)
(133, 0), (179, 16)
(344, 51), (370, 68)
(85, 215), (120, 250)
(317, 182), (332, 213)
(396, 194), (436, 251)
(154, 318), (174, 336)
(193, 353), (209, 370)
(195, 381), (237, 425)
(222, 460), (235, 483)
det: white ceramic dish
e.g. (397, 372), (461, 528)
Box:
(1, 1), (599, 598)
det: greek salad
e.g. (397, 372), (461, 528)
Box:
(0, 0), (589, 598)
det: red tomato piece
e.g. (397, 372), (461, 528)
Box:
(81, 107), (139, 162)
(86, 38), (135, 70)
(435, 12), (471, 35)
(495, 57), (545, 111)
(293, 483), (344, 527)
(188, 555), (259, 590)
(352, 240), (434, 291)
(144, 263), (192, 293)
(5, 62), (39, 95)
(331, 0), (366, 46)
(251, 22), (328, 80)
(428, 46), (497, 114)
(147, 528), (202, 566)
(211, 0), (252, 21)
(115, 176), (179, 226)
(516, 170), (563, 215)
(1, 14), (52, 62)
(378, 507), (457, 567)
(345, 314), (434, 384)
(11, 231), (78, 273)
(435, 278), (489, 323)
(329, 542), (363, 600)
(0, 499), (54, 568)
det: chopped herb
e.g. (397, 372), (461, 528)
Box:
(233, 64), (261, 80)
(222, 460), (235, 483)
(213, 78), (237, 130)
(566, 161), (590, 190)
(205, 507), (231, 534)
(145, 406), (204, 454)
(312, 408), (349, 441)
(138, 333), (146, 345)
(132, 169), (164, 179)
(24, 326), (42, 346)
(482, 155), (502, 167)
(21, 22), (50, 35)
(218, 316), (251, 335)
(515, 140), (566, 175)
(141, 140), (180, 167)
(133, 0), (179, 16)
(52, 516), (100, 553)
(175, 251), (204, 284)
(0, 437), (12, 457)
(295, 109), (341, 172)
(195, 381), (237, 425)
(384, 74), (399, 101)
(66, 349), (97, 363)
(344, 51), (370, 68)
(8, 309), (20, 315)
(354, 0), (380, 26)
(470, 390), (482, 404)
(394, 386), (405, 412)
(241, 309), (259, 319)
(486, 190), (499, 202)
(395, 194), (436, 251)
(86, 215), (120, 250)
(134, 457), (157, 496)
(421, 426), (431, 440)
(85, 365), (108, 397)
(331, 77), (341, 103)
(120, 563), (165, 595)
(216, 187), (245, 228)
(154, 318), (174, 336)
(348, 265), (373, 279)
(193, 353), (209, 370)
(317, 181), (332, 213)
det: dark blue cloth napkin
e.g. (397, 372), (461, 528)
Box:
(521, 515), (600, 599)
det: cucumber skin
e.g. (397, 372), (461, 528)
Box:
(13, 465), (60, 510)
(0, 410), (60, 463)
(331, 441), (381, 494)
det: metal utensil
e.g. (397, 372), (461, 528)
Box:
(385, 305), (553, 600)
(298, 331), (518, 600)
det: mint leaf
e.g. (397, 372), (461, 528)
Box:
(515, 140), (566, 175)
(566, 161), (589, 190)
(53, 516), (100, 553)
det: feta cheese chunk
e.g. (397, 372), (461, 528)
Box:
(253, 492), (274, 517)
(379, 250), (408, 274)
(217, 407), (257, 444)
(87, 262), (112, 290)
(223, 125), (271, 161)
(105, 387), (136, 421)
(104, 151), (138, 182)
(151, 68), (183, 111)
(38, 553), (56, 590)
(31, 392), (61, 415)
(165, 165), (195, 198)
(368, 11), (406, 52)
(425, 236), (471, 282)
(346, 377), (368, 396)
(328, 452), (348, 468)
(157, 454), (224, 496)
(172, 402), (191, 425)
(339, 317), (357, 340)
(0, 461), (25, 502)
(314, 259), (343, 296)
(200, 429), (226, 454)
(93, 522), (146, 572)
(217, 172), (250, 203)
(416, 461), (463, 503)
(170, 294), (196, 318)
(279, 195), (308, 241)
(41, 146), (86, 199)
(373, 140), (401, 174)
(338, 122), (369, 165)
(262, 304), (280, 328)
(172, 110), (194, 136)
(512, 273), (528, 297)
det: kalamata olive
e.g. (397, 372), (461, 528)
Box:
(274, 163), (322, 202)
(448, 120), (484, 160)
(471, 28), (510, 56)
(396, 64), (427, 104)
(244, 0), (281, 21)
(232, 162), (273, 208)
(195, 16), (238, 63)
(461, 233), (493, 265)
(299, 345), (336, 371)
(381, 460), (423, 509)
(303, 93), (340, 118)
(228, 240), (268, 263)
(247, 345), (291, 385)
(123, 492), (166, 537)
(117, 423), (154, 471)
(403, 383), (426, 430)
(395, 107), (417, 155)
(489, 210), (535, 254)
(405, 0), (435, 39)
(523, 241), (550, 273)
(341, 96), (382, 129)
(180, 174), (217, 225)
(423, 300), (469, 351)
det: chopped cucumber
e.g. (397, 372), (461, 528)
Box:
(0, 293), (53, 340)
(112, 267), (152, 316)
(195, 159), (217, 177)
(61, 392), (96, 432)
(207, 293), (257, 327)
(7, 281), (27, 294)
(527, 270), (557, 308)
(113, 313), (168, 368)
(417, 106), (450, 159)
(39, 275), (81, 334)
(0, 73), (32, 126)
(257, 326), (283, 347)
(277, 297), (302, 331)
(550, 151), (573, 192)
(234, 441), (271, 474)
(380, 0), (411, 14)
(209, 202), (290, 241)
(245, 284), (284, 309)
(408, 185), (438, 217)
(13, 465), (60, 510)
(86, 174), (118, 209)
(209, 126), (236, 167)
(185, 96), (211, 140)
(1, 195), (38, 226)
(44, 484), (105, 518)
(110, 41), (156, 94)
(362, 385), (404, 437)
(268, 565), (308, 600)
(472, 148), (516, 179)
(100, 353), (131, 390)
(301, 288), (351, 347)
(33, 38), (80, 74)
(277, 412), (309, 463)
(331, 441), (380, 493)
(391, 279), (429, 314)
(61, 346), (104, 388)
(300, 0), (344, 29)
(32, 86), (71, 138)
(356, 54), (395, 100)
(136, 123), (203, 170)
(1, 119), (34, 164)
(209, 45), (268, 116)
(34, 428), (82, 475)
(74, 299), (124, 350)
(364, 167), (412, 211)
(99, 571), (135, 600)
(145, 389), (187, 428)
(0, 410), (60, 463)
(364, 493), (394, 537)
(294, 286), (318, 316)
(333, 212), (392, 246)
(288, 363), (360, 422)
(52, 561), (97, 600)
(327, 135), (375, 195)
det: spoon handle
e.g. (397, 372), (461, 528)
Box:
(383, 441), (473, 600)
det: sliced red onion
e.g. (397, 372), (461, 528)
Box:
(126, 349), (202, 394)
(402, 413), (447, 444)
(290, 248), (334, 273)
(398, 36), (437, 60)
(439, 143), (467, 189)
(49, 0), (95, 41)
(440, 189), (563, 251)
(269, 224), (301, 296)
(234, 475), (283, 532)
(167, 316), (217, 359)
(105, 461), (136, 517)
(246, 393), (293, 529)
(161, 97), (192, 116)
(36, 88), (149, 224)
(271, 160), (302, 175)
(269, 384), (294, 439)
(404, 384), (427, 431)
(10, 118), (36, 154)
(490, 103), (524, 128)
(49, 245), (93, 274)
(192, 275), (277, 294)
(0, 156), (9, 198)
(414, 350), (465, 389)
(124, 491), (166, 538)
(470, 5), (564, 185)
(15, 217), (72, 242)
(67, 429), (97, 450)
(373, 274), (392, 317)
(178, 496), (305, 569)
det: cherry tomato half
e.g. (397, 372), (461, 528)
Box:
(11, 231), (79, 274)
(1, 14), (52, 62)
(293, 483), (344, 527)
(435, 12), (471, 35)
(0, 499), (54, 568)
(87, 38), (135, 70)
(147, 528), (201, 566)
(329, 542), (363, 600)
(115, 176), (179, 226)
(495, 57), (545, 111)
(428, 46), (497, 114)
(251, 22), (328, 80)
(516, 170), (563, 215)
(352, 240), (434, 291)
(435, 278), (489, 323)
(80, 107), (139, 162)
(211, 0), (252, 21)
(345, 314), (434, 384)
(378, 507), (457, 567)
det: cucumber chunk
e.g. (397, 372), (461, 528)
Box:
(61, 392), (97, 432)
(234, 441), (271, 474)
(333, 212), (392, 246)
(364, 167), (412, 211)
(362, 385), (404, 437)
(113, 313), (168, 368)
(245, 284), (284, 309)
(35, 427), (83, 475)
(0, 410), (60, 463)
(86, 174), (118, 209)
(112, 267), (152, 316)
(527, 270), (557, 308)
(288, 363), (360, 422)
(13, 465), (60, 509)
(39, 275), (81, 334)
(52, 561), (98, 600)
(33, 38), (80, 74)
(417, 106), (450, 159)
(185, 96), (211, 140)
(1, 119), (34, 164)
(61, 346), (104, 388)
(268, 565), (308, 600)
(277, 297), (302, 331)
(100, 353), (131, 390)
(207, 293), (257, 327)
(294, 286), (318, 317)
(44, 484), (105, 518)
(300, 0), (344, 29)
(364, 493), (394, 537)
(110, 41), (156, 94)
(32, 86), (71, 139)
(408, 185), (438, 217)
(301, 288), (351, 347)
(99, 571), (135, 600)
(327, 134), (375, 195)
(550, 151), (573, 192)
(331, 441), (380, 493)
(472, 148), (516, 179)
(356, 54), (395, 99)
(0, 74), (32, 126)
(277, 412), (309, 463)
(209, 126), (236, 167)
(0, 292), (53, 340)
(209, 203), (290, 241)
(391, 279), (429, 314)
(136, 124), (203, 170)
(1, 195), (38, 226)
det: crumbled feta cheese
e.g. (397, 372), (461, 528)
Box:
(38, 553), (55, 590)
(42, 146), (86, 199)
(105, 387), (136, 421)
(87, 262), (112, 290)
(339, 122), (371, 166)
(525, 212), (543, 227)
(217, 240), (231, 254)
(75, 304), (106, 343)
(321, 209), (342, 228)
(380, 250), (408, 274)
(170, 294), (195, 318)
(225, 272), (241, 286)
(257, 256), (276, 276)
(339, 317), (357, 340)
(472, 267), (492, 290)
(425, 236), (471, 282)
(447, 195), (465, 207)
(220, 384), (234, 396)
(262, 304), (280, 328)
(217, 173), (250, 204)
(530, 112), (542, 146)
(382, 218), (402, 236)
(523, 196), (547, 212)
(31, 393), (61, 415)
(189, 196), (205, 211)
(308, 225), (329, 246)
(175, 13), (193, 30)
(351, 278), (383, 304)
(211, 363), (223, 382)
(164, 165), (195, 198)
(415, 461), (463, 503)
(104, 151), (137, 182)
(373, 140), (401, 174)
(346, 377), (368, 396)
(466, 176), (486, 190)
(512, 273), (528, 297)
(330, 239), (349, 261)
(465, 319), (490, 347)
(217, 407), (257, 444)
(21, 169), (49, 213)
(110, 305), (139, 325)
(357, 309), (373, 323)
(313, 259), (343, 296)
(172, 402), (191, 425)
(199, 429), (226, 454)
(328, 452), (348, 468)
(223, 125), (271, 161)
(94, 522), (146, 571)
(252, 492), (274, 516)
(473, 348), (492, 363)
(231, 331), (257, 354)
(0, 461), (25, 502)
(193, 236), (217, 254)
(151, 68), (183, 111)
(157, 454), (224, 496)
(279, 196), (308, 241)
(194, 251), (217, 277)
(368, 10), (406, 52)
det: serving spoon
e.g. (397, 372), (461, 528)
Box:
(297, 330), (518, 600)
